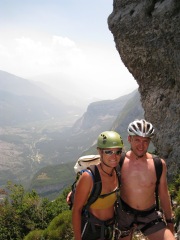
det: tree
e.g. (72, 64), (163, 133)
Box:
(0, 182), (71, 239)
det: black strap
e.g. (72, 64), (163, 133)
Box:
(85, 153), (126, 209)
(119, 152), (126, 168)
(115, 152), (126, 185)
(84, 165), (102, 209)
(140, 217), (164, 233)
(153, 156), (163, 210)
(84, 152), (126, 209)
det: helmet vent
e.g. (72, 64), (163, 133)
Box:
(101, 134), (107, 144)
(127, 119), (155, 138)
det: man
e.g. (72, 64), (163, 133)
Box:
(115, 119), (175, 240)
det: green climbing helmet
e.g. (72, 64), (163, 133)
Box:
(97, 131), (124, 149)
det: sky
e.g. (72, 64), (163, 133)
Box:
(0, 0), (138, 101)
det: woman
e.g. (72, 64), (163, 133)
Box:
(72, 131), (124, 240)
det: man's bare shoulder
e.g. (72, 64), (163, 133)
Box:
(125, 151), (130, 157)
(146, 152), (153, 158)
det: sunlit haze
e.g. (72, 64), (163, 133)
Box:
(0, 0), (138, 101)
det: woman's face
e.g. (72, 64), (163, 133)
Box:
(98, 148), (122, 168)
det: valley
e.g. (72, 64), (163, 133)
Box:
(0, 70), (144, 199)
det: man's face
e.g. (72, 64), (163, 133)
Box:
(128, 135), (151, 157)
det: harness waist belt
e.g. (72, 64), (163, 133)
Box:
(83, 211), (114, 226)
(121, 198), (156, 217)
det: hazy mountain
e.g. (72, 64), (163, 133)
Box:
(25, 93), (136, 179)
(29, 90), (145, 198)
(0, 70), (82, 126)
(0, 70), (54, 98)
(112, 90), (144, 146)
(0, 70), (144, 198)
(73, 91), (136, 132)
(31, 72), (101, 111)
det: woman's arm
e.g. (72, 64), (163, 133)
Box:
(72, 171), (93, 240)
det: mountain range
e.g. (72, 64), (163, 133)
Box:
(0, 70), (84, 126)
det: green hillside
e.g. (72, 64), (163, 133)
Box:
(29, 162), (76, 200)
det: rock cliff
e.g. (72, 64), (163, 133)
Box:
(108, 0), (180, 174)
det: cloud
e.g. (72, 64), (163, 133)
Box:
(0, 1), (138, 100)
(0, 35), (86, 77)
(0, 34), (138, 100)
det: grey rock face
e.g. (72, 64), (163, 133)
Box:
(108, 0), (180, 174)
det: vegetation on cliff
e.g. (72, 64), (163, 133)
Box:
(0, 176), (179, 240)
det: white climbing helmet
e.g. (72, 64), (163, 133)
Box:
(127, 119), (155, 138)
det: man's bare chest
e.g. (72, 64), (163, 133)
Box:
(121, 160), (157, 188)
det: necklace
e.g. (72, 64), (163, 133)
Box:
(136, 155), (144, 160)
(100, 164), (114, 177)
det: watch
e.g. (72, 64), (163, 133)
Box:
(166, 217), (175, 224)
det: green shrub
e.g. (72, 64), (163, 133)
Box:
(24, 229), (44, 240)
(25, 211), (73, 240)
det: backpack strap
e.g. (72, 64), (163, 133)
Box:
(84, 152), (126, 209)
(119, 152), (126, 169)
(153, 156), (163, 210)
(116, 152), (126, 185)
(84, 165), (102, 209)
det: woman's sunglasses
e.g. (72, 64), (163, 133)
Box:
(102, 149), (122, 155)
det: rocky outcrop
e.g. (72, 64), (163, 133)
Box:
(73, 91), (135, 131)
(108, 0), (180, 174)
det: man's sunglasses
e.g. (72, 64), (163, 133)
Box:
(102, 149), (122, 156)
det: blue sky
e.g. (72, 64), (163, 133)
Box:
(0, 0), (138, 100)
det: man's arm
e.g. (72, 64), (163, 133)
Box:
(158, 159), (175, 234)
